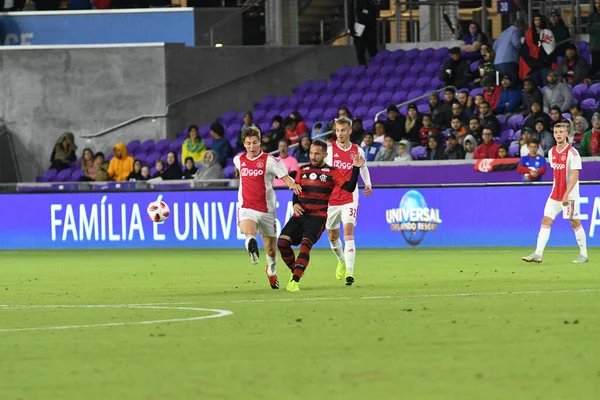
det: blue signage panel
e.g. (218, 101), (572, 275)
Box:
(0, 185), (599, 249)
(0, 9), (195, 46)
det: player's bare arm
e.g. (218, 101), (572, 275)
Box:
(562, 169), (579, 205)
(282, 175), (302, 195)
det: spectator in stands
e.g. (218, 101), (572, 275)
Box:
(519, 127), (544, 157)
(478, 102), (501, 137)
(493, 18), (525, 84)
(263, 116), (284, 153)
(362, 132), (381, 162)
(351, 118), (366, 144)
(127, 160), (144, 181)
(460, 21), (489, 60)
(182, 157), (198, 179)
(284, 117), (299, 145)
(472, 45), (496, 86)
(463, 135), (477, 160)
(349, 0), (378, 66)
(581, 112), (600, 156)
(549, 105), (564, 131)
(472, 94), (484, 117)
(384, 104), (406, 141)
(80, 148), (95, 180)
(395, 140), (412, 163)
(451, 102), (470, 126)
(524, 102), (551, 133)
(444, 132), (466, 160)
(50, 132), (77, 171)
(426, 134), (444, 160)
(518, 140), (547, 181)
(140, 166), (150, 181)
(194, 150), (225, 188)
(572, 116), (589, 149)
(456, 91), (473, 118)
(405, 104), (422, 144)
(373, 121), (387, 144)
(295, 134), (311, 164)
(558, 44), (590, 85)
(481, 75), (502, 112)
(311, 122), (326, 139)
(93, 152), (108, 182)
(474, 128), (499, 159)
(163, 151), (183, 180)
(107, 142), (134, 182)
(428, 93), (443, 128)
(181, 124), (206, 167)
(439, 47), (470, 89)
(467, 117), (483, 144)
(375, 135), (398, 162)
(543, 70), (573, 112)
(520, 77), (543, 116)
(588, 1), (600, 76)
(549, 9), (571, 58)
(290, 111), (310, 136)
(237, 111), (260, 148)
(535, 119), (556, 156)
(437, 89), (457, 130)
(520, 13), (554, 86)
(210, 122), (233, 167)
(450, 117), (468, 143)
(419, 114), (440, 146)
(498, 144), (509, 158)
(274, 139), (298, 187)
(495, 74), (522, 115)
(152, 160), (164, 179)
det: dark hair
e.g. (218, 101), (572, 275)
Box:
(570, 104), (582, 112)
(529, 139), (540, 146)
(498, 144), (509, 152)
(291, 111), (304, 122)
(480, 101), (490, 107)
(451, 116), (462, 122)
(210, 122), (224, 136)
(314, 122), (323, 129)
(482, 127), (493, 133)
(272, 115), (283, 124)
(279, 138), (291, 146)
(167, 151), (179, 165)
(311, 139), (327, 152)
(384, 134), (395, 140)
(469, 116), (480, 122)
(422, 114), (432, 119)
(374, 121), (386, 129)
(134, 159), (142, 167)
(94, 152), (105, 160)
(444, 89), (454, 94)
(184, 156), (195, 165)
(82, 148), (94, 159)
(283, 117), (296, 128)
(188, 124), (199, 133)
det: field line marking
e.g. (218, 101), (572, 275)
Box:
(0, 305), (232, 333)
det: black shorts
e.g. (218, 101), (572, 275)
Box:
(280, 215), (327, 246)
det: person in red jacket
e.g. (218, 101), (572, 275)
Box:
(473, 127), (500, 158)
(481, 75), (502, 112)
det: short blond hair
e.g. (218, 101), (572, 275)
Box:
(241, 126), (261, 142)
(334, 116), (352, 128)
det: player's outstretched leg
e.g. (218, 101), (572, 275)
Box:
(277, 237), (296, 271)
(572, 222), (588, 263)
(327, 229), (346, 280)
(287, 238), (313, 292)
(263, 237), (279, 289)
(522, 221), (551, 264)
(343, 232), (356, 286)
(245, 235), (260, 265)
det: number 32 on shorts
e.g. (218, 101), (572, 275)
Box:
(349, 208), (357, 217)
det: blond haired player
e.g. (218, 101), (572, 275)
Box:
(233, 127), (302, 289)
(325, 116), (372, 286)
(522, 122), (588, 264)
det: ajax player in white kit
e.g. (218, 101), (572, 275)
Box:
(522, 122), (588, 264)
(233, 127), (302, 289)
(325, 116), (372, 286)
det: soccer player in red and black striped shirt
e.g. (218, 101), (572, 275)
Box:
(277, 139), (365, 292)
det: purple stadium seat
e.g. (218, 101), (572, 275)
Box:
(304, 93), (319, 105)
(415, 77), (431, 89)
(332, 94), (347, 106)
(223, 165), (236, 179)
(412, 61), (426, 73)
(507, 114), (524, 130)
(496, 115), (507, 124)
(581, 91), (596, 101)
(334, 66), (352, 79)
(417, 103), (429, 114)
(357, 79), (371, 90)
(297, 107), (310, 118)
(146, 152), (161, 164)
(500, 129), (514, 141)
(36, 176), (49, 183)
(196, 124), (209, 138)
(155, 139), (169, 153)
(318, 93), (334, 106)
(511, 130), (521, 141)
(400, 79), (413, 90)
(251, 109), (266, 121)
(127, 140), (141, 154)
(140, 139), (155, 153)
(327, 80), (342, 91)
(508, 141), (521, 157)
(44, 169), (58, 181)
(395, 64), (411, 76)
(350, 65), (367, 77)
(372, 78), (387, 90)
(71, 170), (84, 181)
(589, 82), (600, 97)
(228, 138), (237, 151)
(391, 90), (408, 104)
(407, 89), (423, 100)
(221, 110), (237, 124)
(368, 106), (383, 118)
(405, 48), (420, 60)
(347, 93), (364, 107)
(430, 76), (443, 88)
(308, 109), (323, 121)
(380, 64), (395, 77)
(389, 49), (405, 61)
(419, 48), (435, 61)
(150, 167), (157, 176)
(225, 126), (238, 140)
(572, 82), (589, 95)
(288, 96), (303, 108)
(469, 87), (484, 97)
(274, 95), (290, 108)
(425, 64), (439, 75)
(363, 119), (374, 131)
(342, 79), (358, 90)
(313, 80), (328, 92)
(354, 106), (368, 118)
(562, 113), (571, 119)
(261, 95), (277, 107)
(280, 108), (294, 119)
(135, 152), (148, 163)
(377, 91), (393, 104)
(366, 65), (381, 78)
(399, 105), (408, 115)
(56, 169), (73, 182)
(410, 146), (427, 160)
(433, 47), (449, 59)
(387, 77), (402, 89)
(581, 98), (597, 110)
(324, 107), (338, 120)
(363, 92), (377, 104)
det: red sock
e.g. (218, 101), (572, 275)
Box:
(277, 238), (295, 271)
(292, 238), (313, 281)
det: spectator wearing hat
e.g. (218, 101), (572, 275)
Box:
(495, 74), (522, 115)
(460, 21), (489, 60)
(209, 122), (233, 168)
(351, 118), (366, 145)
(581, 112), (600, 156)
(517, 140), (547, 181)
(549, 9), (571, 58)
(405, 104), (422, 144)
(419, 114), (440, 147)
(444, 132), (466, 160)
(520, 77), (544, 116)
(588, 0), (600, 76)
(478, 101), (501, 137)
(361, 131), (382, 162)
(295, 133), (312, 164)
(375, 135), (398, 162)
(263, 116), (285, 153)
(519, 13), (555, 86)
(384, 104), (406, 141)
(493, 18), (526, 84)
(573, 116), (589, 149)
(558, 44), (590, 85)
(543, 70), (573, 113)
(237, 111), (261, 148)
(474, 127), (499, 159)
(481, 75), (502, 112)
(439, 47), (470, 89)
(426, 134), (445, 160)
(524, 102), (551, 132)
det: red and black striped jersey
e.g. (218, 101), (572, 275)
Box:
(293, 163), (360, 218)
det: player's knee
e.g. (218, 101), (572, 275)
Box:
(301, 238), (314, 250)
(277, 237), (291, 250)
(327, 230), (338, 241)
(570, 219), (581, 229)
(266, 247), (277, 257)
(541, 217), (553, 227)
(343, 224), (355, 237)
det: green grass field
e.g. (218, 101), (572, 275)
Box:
(1, 248), (600, 400)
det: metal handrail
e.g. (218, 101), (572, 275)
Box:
(373, 85), (457, 122)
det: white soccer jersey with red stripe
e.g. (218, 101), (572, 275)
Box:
(325, 141), (369, 206)
(233, 152), (288, 213)
(549, 145), (581, 201)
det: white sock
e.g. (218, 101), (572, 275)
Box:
(245, 235), (256, 251)
(266, 254), (277, 276)
(330, 239), (345, 262)
(574, 226), (588, 258)
(344, 236), (356, 274)
(535, 226), (551, 256)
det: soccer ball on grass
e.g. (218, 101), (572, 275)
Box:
(147, 200), (170, 223)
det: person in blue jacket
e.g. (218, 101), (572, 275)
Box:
(495, 74), (522, 115)
(361, 132), (382, 162)
(517, 140), (547, 181)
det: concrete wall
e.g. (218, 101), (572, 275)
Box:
(193, 8), (243, 46)
(0, 45), (167, 182)
(164, 45), (356, 137)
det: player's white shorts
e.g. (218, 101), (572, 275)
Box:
(237, 207), (277, 237)
(543, 198), (580, 220)
(326, 203), (358, 230)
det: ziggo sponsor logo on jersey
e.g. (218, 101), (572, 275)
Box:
(552, 163), (566, 170)
(240, 168), (265, 177)
(333, 160), (353, 169)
